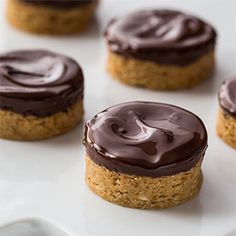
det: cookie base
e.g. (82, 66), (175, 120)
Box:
(216, 107), (236, 148)
(107, 50), (215, 90)
(86, 156), (203, 209)
(0, 99), (83, 141)
(6, 0), (97, 35)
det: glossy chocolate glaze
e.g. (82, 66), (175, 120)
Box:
(0, 50), (83, 117)
(84, 102), (207, 177)
(105, 9), (217, 65)
(21, 0), (96, 8)
(219, 76), (236, 118)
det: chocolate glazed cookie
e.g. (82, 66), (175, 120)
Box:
(84, 101), (208, 209)
(6, 0), (98, 35)
(0, 50), (84, 140)
(217, 76), (236, 148)
(105, 9), (217, 90)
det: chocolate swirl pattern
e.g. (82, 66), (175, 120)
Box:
(84, 102), (208, 177)
(219, 77), (236, 117)
(0, 50), (83, 117)
(105, 10), (217, 65)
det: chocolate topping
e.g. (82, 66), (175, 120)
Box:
(84, 101), (208, 177)
(0, 50), (83, 117)
(21, 0), (96, 8)
(219, 76), (236, 118)
(105, 9), (217, 65)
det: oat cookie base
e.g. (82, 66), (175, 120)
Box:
(86, 156), (203, 209)
(0, 99), (84, 141)
(7, 0), (97, 35)
(107, 50), (215, 90)
(216, 107), (236, 148)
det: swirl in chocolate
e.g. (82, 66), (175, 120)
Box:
(105, 10), (217, 65)
(219, 76), (236, 118)
(84, 102), (207, 177)
(0, 50), (83, 117)
(21, 0), (97, 8)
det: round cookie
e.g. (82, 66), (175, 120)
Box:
(105, 9), (217, 90)
(217, 76), (236, 148)
(84, 101), (208, 209)
(0, 50), (84, 141)
(6, 0), (98, 35)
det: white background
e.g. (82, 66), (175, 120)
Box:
(0, 0), (236, 235)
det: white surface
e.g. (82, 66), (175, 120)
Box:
(0, 0), (236, 235)
(0, 218), (70, 236)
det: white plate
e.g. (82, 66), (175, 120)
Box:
(0, 218), (70, 236)
(0, 0), (236, 235)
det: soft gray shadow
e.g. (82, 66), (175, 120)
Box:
(1, 120), (85, 148)
(52, 16), (101, 40)
(181, 60), (231, 97)
(156, 194), (202, 217)
(103, 67), (216, 105)
(0, 123), (84, 182)
(82, 188), (203, 236)
(39, 120), (85, 148)
(199, 169), (236, 217)
(81, 16), (101, 38)
(0, 218), (70, 236)
(224, 229), (236, 236)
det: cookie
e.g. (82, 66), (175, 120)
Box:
(217, 76), (236, 148)
(0, 50), (84, 140)
(84, 101), (208, 209)
(105, 10), (217, 90)
(7, 0), (98, 35)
